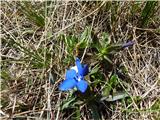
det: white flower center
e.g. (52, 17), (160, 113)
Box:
(71, 66), (78, 73)
(71, 66), (83, 82)
(77, 77), (81, 81)
(77, 76), (83, 82)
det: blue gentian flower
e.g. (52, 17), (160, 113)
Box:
(122, 41), (134, 48)
(59, 58), (89, 93)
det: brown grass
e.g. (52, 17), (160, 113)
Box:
(1, 1), (160, 120)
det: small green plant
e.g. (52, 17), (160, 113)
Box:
(141, 1), (158, 27)
(18, 2), (45, 27)
(59, 27), (134, 119)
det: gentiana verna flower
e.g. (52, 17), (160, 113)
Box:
(122, 41), (134, 48)
(59, 58), (89, 93)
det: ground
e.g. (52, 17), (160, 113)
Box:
(1, 1), (160, 120)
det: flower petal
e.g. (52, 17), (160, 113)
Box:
(75, 58), (83, 75)
(82, 64), (89, 76)
(76, 79), (88, 93)
(59, 78), (77, 91)
(122, 41), (134, 48)
(66, 69), (77, 79)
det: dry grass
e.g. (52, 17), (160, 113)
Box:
(1, 1), (160, 120)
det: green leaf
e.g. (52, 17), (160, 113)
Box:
(80, 26), (92, 42)
(89, 104), (101, 120)
(102, 74), (119, 97)
(77, 40), (88, 49)
(105, 44), (122, 53)
(103, 92), (129, 102)
(1, 70), (11, 90)
(104, 55), (113, 64)
(111, 2), (120, 24)
(89, 64), (100, 75)
(19, 2), (45, 27)
(61, 97), (76, 110)
(64, 35), (78, 53)
(22, 29), (35, 35)
(100, 32), (110, 47)
(1, 70), (11, 80)
(141, 1), (158, 27)
(72, 106), (81, 120)
(151, 99), (160, 110)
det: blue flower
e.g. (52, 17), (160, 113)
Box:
(122, 41), (134, 48)
(59, 58), (89, 93)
